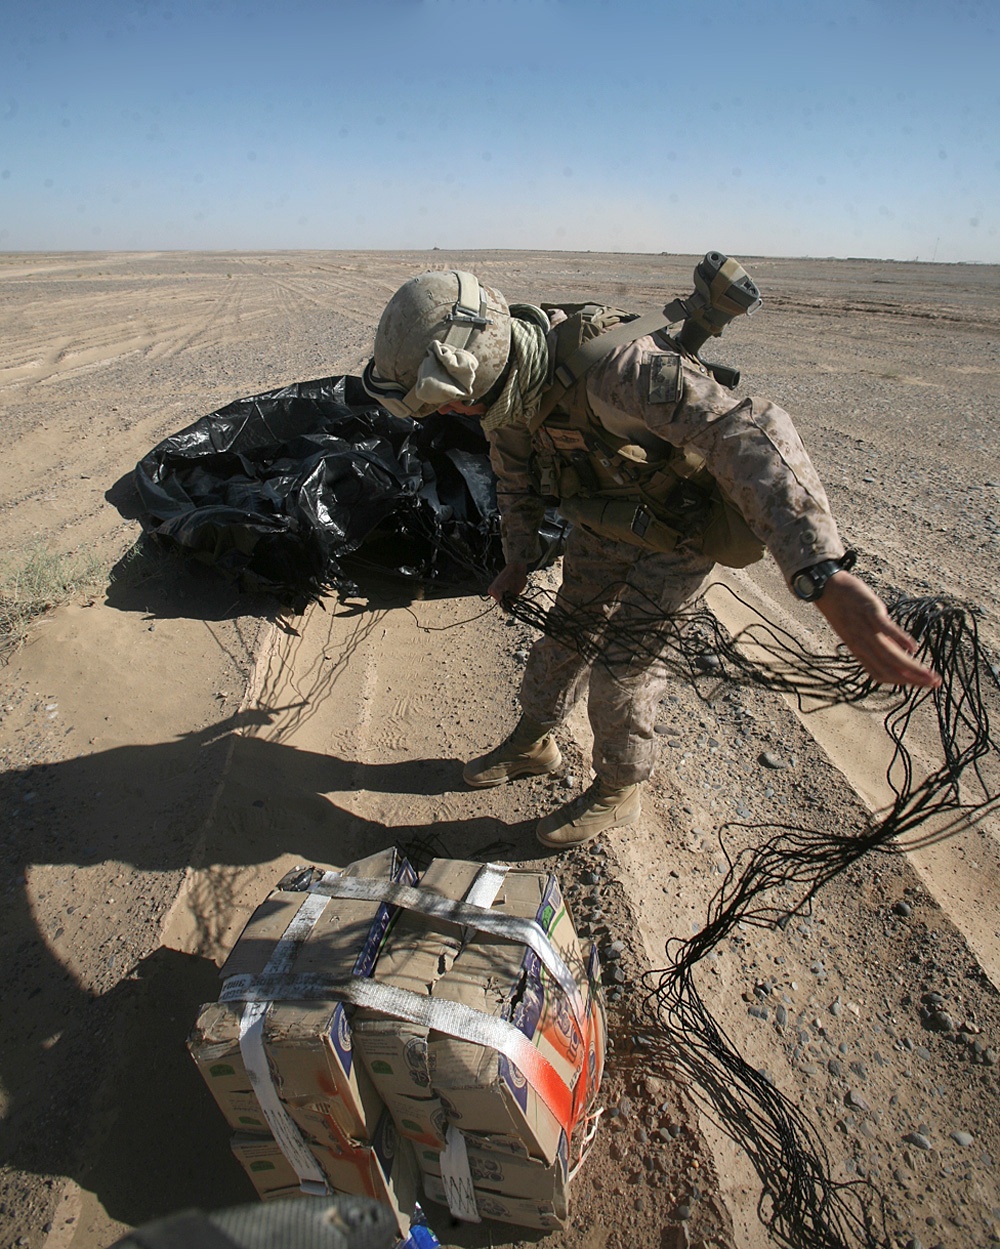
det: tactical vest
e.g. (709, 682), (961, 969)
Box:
(527, 303), (765, 569)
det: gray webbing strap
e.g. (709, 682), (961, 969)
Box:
(221, 973), (576, 1131)
(305, 874), (586, 1029)
(530, 308), (674, 431)
(438, 269), (490, 354)
(237, 872), (345, 1195)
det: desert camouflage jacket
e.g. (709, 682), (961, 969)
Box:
(487, 316), (845, 585)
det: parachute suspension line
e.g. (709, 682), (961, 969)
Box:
(502, 582), (1000, 1249)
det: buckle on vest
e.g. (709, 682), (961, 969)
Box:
(631, 506), (653, 540)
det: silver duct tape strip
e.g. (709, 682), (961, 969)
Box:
(264, 888), (336, 977)
(234, 871), (345, 1195)
(238, 1001), (329, 1193)
(221, 974), (576, 1130)
(460, 862), (507, 944)
(306, 872), (586, 1029)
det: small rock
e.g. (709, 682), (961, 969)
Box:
(759, 751), (788, 769)
(950, 1131), (973, 1147)
(903, 1132), (933, 1151)
(846, 1090), (869, 1112)
(926, 1010), (954, 1033)
(893, 900), (913, 917)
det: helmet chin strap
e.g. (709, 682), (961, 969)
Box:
(445, 270), (493, 336)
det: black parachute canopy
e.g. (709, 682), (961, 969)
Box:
(133, 374), (565, 602)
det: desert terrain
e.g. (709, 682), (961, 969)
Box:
(0, 250), (998, 1249)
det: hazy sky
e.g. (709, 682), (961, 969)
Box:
(2, 0), (998, 261)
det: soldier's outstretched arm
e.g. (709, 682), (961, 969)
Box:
(815, 572), (941, 689)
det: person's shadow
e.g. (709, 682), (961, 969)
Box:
(1, 709), (540, 1236)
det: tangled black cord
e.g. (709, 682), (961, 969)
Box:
(504, 582), (999, 1249)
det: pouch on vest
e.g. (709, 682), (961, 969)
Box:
(700, 488), (766, 568)
(556, 496), (684, 554)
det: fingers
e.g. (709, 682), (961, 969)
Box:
(869, 631), (942, 689)
(488, 562), (528, 607)
(846, 621), (941, 688)
(815, 572), (941, 689)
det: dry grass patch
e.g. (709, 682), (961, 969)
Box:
(0, 544), (106, 661)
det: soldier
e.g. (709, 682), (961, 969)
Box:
(362, 268), (940, 851)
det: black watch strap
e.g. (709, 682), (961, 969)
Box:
(791, 550), (857, 602)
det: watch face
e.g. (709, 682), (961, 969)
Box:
(793, 570), (817, 600)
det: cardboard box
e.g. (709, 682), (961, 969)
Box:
(421, 1172), (564, 1231)
(352, 858), (486, 1101)
(418, 1129), (569, 1207)
(230, 1112), (420, 1234)
(189, 849), (416, 1148)
(378, 1088), (450, 1151)
(230, 1134), (304, 1202)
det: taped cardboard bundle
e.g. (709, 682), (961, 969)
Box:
(188, 852), (605, 1234)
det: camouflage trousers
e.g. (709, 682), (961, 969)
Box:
(520, 524), (713, 789)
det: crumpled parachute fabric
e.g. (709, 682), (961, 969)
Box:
(134, 374), (566, 602)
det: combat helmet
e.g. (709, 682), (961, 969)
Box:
(362, 270), (511, 418)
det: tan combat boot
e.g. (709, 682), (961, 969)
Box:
(536, 780), (641, 850)
(463, 715), (562, 788)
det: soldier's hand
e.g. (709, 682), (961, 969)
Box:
(814, 572), (942, 689)
(488, 560), (529, 609)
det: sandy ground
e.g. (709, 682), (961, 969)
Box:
(1, 250), (998, 1249)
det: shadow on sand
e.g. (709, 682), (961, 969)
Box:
(1, 709), (541, 1234)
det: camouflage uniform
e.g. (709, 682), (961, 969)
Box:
(488, 320), (845, 788)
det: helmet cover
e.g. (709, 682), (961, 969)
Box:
(364, 270), (511, 418)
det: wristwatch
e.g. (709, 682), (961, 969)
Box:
(791, 550), (857, 602)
